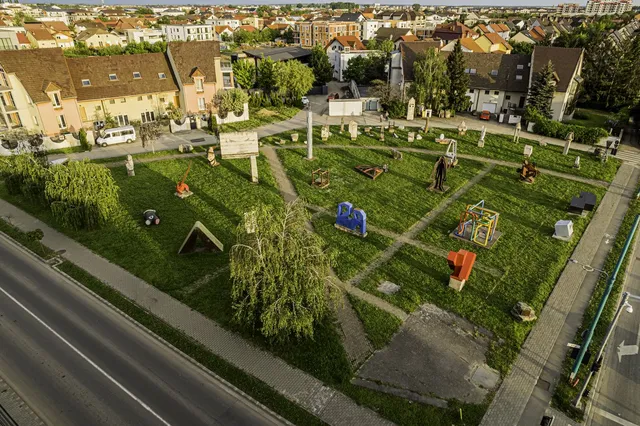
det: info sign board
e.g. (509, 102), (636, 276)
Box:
(219, 132), (259, 159)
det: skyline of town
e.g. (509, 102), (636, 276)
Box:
(19, 1), (640, 7)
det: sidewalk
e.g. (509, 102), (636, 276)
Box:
(480, 162), (639, 426)
(0, 200), (392, 426)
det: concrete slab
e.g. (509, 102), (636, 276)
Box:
(356, 303), (499, 404)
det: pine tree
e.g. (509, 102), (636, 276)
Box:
(310, 44), (333, 85)
(447, 40), (471, 113)
(528, 60), (556, 119)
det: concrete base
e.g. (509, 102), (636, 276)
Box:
(552, 233), (573, 242)
(567, 210), (589, 217)
(175, 191), (193, 199)
(449, 277), (466, 291)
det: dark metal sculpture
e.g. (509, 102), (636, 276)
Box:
(428, 156), (448, 192)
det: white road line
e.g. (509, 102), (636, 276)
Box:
(0, 285), (172, 426)
(594, 407), (640, 426)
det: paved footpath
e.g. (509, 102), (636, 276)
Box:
(0, 200), (393, 426)
(480, 162), (638, 426)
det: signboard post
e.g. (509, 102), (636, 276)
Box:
(219, 131), (260, 183)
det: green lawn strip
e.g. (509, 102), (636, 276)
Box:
(565, 108), (615, 129)
(0, 155), (354, 388)
(553, 187), (640, 420)
(0, 218), (56, 260)
(346, 293), (401, 349)
(90, 145), (208, 165)
(312, 214), (394, 281)
(55, 261), (326, 426)
(355, 167), (605, 375)
(278, 147), (486, 234)
(263, 126), (619, 182)
(220, 106), (300, 132)
(47, 146), (88, 155)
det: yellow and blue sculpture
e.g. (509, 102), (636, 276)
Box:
(335, 202), (367, 237)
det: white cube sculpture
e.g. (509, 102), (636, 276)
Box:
(553, 220), (574, 241)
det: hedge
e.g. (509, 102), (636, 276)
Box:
(527, 108), (608, 145)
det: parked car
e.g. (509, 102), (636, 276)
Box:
(479, 110), (491, 121)
(327, 93), (339, 101)
(96, 125), (136, 147)
(301, 96), (309, 107)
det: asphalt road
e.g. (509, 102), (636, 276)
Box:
(0, 236), (285, 426)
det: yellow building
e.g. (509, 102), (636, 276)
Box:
(475, 33), (512, 54)
(65, 53), (179, 128)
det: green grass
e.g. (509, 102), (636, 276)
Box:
(55, 261), (326, 426)
(312, 214), (394, 281)
(553, 188), (640, 420)
(0, 156), (353, 388)
(0, 218), (56, 259)
(278, 147), (487, 234)
(90, 145), (208, 165)
(220, 106), (300, 132)
(264, 126), (620, 182)
(356, 166), (606, 376)
(47, 146), (88, 155)
(347, 294), (402, 349)
(565, 108), (615, 129)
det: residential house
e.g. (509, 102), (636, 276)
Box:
(162, 24), (214, 42)
(235, 25), (257, 34)
(0, 27), (30, 50)
(125, 28), (164, 45)
(208, 15), (241, 29)
(325, 36), (367, 81)
(159, 8), (185, 17)
(0, 48), (82, 136)
(66, 53), (180, 128)
(24, 23), (74, 49)
(166, 40), (233, 114)
(511, 30), (537, 44)
(488, 23), (511, 41)
(214, 25), (234, 40)
(441, 37), (483, 53)
(362, 20), (391, 41)
(475, 33), (512, 53)
(335, 12), (366, 23)
(73, 20), (107, 33)
(15, 33), (31, 49)
(374, 27), (412, 43)
(241, 15), (263, 29)
(76, 29), (123, 48)
(432, 22), (475, 41)
(395, 42), (531, 114)
(529, 46), (583, 121)
(25, 28), (57, 49)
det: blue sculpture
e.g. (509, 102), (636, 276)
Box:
(335, 202), (367, 237)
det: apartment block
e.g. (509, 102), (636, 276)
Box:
(162, 24), (214, 42)
(585, 0), (633, 15)
(296, 21), (360, 48)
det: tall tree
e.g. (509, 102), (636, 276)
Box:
(528, 60), (556, 119)
(310, 44), (333, 84)
(232, 60), (256, 89)
(410, 48), (449, 112)
(257, 57), (277, 93)
(343, 55), (367, 84)
(446, 40), (471, 112)
(274, 60), (314, 103)
(230, 199), (335, 341)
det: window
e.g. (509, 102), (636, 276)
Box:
(469, 89), (474, 93)
(158, 73), (166, 79)
(160, 97), (166, 103)
(195, 78), (204, 92)
(109, 99), (116, 104)
(484, 90), (490, 95)
(109, 74), (118, 81)
(57, 114), (67, 129)
(491, 70), (498, 76)
(494, 91), (499, 95)
(81, 79), (91, 86)
(147, 95), (153, 100)
(469, 69), (477, 75)
(133, 72), (141, 79)
(198, 97), (206, 110)
(51, 92), (61, 107)
(120, 98), (126, 103)
(223, 74), (232, 88)
(517, 64), (524, 70)
(138, 96), (143, 101)
(506, 95), (511, 100)
(516, 75), (523, 80)
(96, 105), (102, 111)
(141, 111), (155, 123)
(33, 116), (38, 125)
(115, 114), (129, 126)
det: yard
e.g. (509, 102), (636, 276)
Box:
(264, 125), (620, 182)
(565, 108), (616, 129)
(219, 106), (300, 132)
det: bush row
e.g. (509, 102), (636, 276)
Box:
(527, 107), (608, 145)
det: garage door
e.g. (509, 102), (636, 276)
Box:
(481, 103), (497, 114)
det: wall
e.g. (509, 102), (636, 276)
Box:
(5, 74), (41, 132)
(36, 97), (82, 136)
(182, 83), (216, 114)
(214, 103), (249, 124)
(550, 91), (568, 122)
(328, 99), (363, 116)
(470, 89), (505, 114)
(77, 91), (179, 127)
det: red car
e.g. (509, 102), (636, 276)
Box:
(479, 110), (491, 121)
(327, 93), (340, 101)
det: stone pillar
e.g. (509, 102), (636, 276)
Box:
(306, 108), (313, 160)
(563, 132), (574, 155)
(250, 155), (258, 184)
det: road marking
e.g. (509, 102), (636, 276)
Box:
(594, 407), (640, 426)
(617, 340), (639, 363)
(0, 285), (172, 426)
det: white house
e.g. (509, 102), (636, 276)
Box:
(325, 36), (369, 81)
(362, 20), (391, 41)
(125, 28), (164, 44)
(162, 24), (214, 42)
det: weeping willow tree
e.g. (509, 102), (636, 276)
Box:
(45, 161), (119, 230)
(410, 47), (450, 113)
(230, 199), (336, 341)
(0, 152), (48, 202)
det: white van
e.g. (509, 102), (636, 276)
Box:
(96, 126), (136, 147)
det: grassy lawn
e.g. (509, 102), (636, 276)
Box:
(220, 106), (300, 132)
(347, 294), (402, 349)
(90, 145), (208, 165)
(0, 156), (353, 388)
(263, 126), (619, 182)
(47, 146), (88, 156)
(357, 166), (606, 375)
(565, 108), (615, 129)
(278, 147), (487, 234)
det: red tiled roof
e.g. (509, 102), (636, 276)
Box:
(325, 35), (366, 50)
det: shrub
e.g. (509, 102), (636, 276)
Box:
(526, 106), (608, 145)
(78, 128), (91, 152)
(387, 100), (407, 119)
